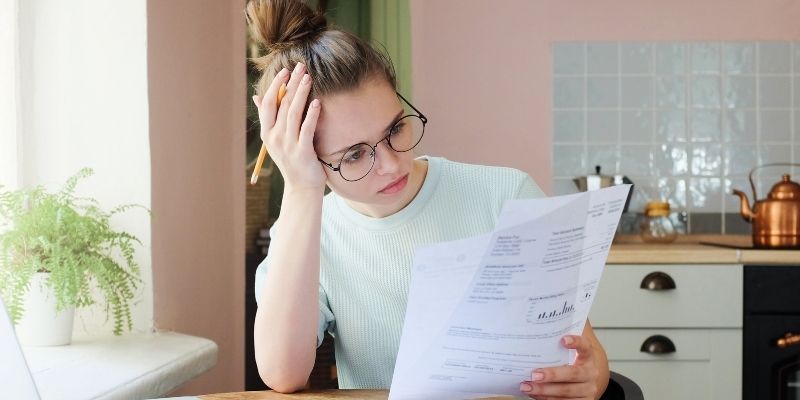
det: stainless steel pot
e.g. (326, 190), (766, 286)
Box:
(573, 165), (634, 212)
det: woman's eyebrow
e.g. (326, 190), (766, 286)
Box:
(381, 110), (405, 134)
(324, 109), (404, 157)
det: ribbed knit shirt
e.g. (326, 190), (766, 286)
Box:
(255, 156), (545, 389)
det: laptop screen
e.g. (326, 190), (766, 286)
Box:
(0, 297), (41, 400)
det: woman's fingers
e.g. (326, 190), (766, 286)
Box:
(520, 379), (596, 399)
(249, 61), (326, 190)
(285, 73), (313, 142)
(562, 335), (594, 364)
(521, 361), (599, 399)
(521, 364), (596, 398)
(299, 99), (321, 149)
(276, 62), (307, 124)
(534, 364), (593, 383)
(256, 67), (290, 135)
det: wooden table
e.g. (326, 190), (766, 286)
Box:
(200, 390), (387, 399)
(200, 390), (516, 399)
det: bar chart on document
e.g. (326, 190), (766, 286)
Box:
(526, 281), (596, 325)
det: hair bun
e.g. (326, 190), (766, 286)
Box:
(246, 0), (327, 52)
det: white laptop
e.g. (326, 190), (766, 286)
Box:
(0, 296), (41, 400)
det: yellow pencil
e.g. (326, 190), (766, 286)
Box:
(250, 83), (287, 185)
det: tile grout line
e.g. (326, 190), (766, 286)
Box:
(617, 41), (622, 175)
(755, 42), (761, 201)
(720, 42), (727, 234)
(584, 42), (589, 177)
(685, 42), (692, 233)
(792, 42), (796, 180)
(651, 41), (658, 209)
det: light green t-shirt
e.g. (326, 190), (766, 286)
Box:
(255, 156), (545, 388)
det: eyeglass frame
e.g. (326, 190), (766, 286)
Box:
(317, 92), (428, 182)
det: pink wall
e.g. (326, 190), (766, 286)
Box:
(148, 0), (246, 394)
(409, 0), (800, 194)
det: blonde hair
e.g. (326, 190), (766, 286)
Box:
(245, 0), (397, 100)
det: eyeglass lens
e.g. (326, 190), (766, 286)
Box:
(338, 115), (425, 181)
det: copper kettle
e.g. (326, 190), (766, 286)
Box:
(732, 163), (800, 249)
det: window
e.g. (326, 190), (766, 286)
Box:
(0, 0), (21, 190)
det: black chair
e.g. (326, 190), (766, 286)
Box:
(599, 371), (644, 400)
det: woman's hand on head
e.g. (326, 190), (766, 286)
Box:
(253, 62), (327, 194)
(518, 335), (602, 400)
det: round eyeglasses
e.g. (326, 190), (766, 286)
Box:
(317, 93), (428, 182)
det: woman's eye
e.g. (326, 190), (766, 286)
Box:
(344, 149), (364, 163)
(390, 121), (406, 136)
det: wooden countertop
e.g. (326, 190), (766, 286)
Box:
(607, 235), (800, 265)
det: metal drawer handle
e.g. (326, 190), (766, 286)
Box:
(777, 333), (800, 349)
(640, 334), (676, 354)
(640, 271), (676, 291)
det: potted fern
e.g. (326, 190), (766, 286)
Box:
(0, 168), (146, 345)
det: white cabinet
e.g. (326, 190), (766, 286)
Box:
(590, 264), (743, 400)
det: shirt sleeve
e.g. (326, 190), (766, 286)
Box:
(254, 221), (335, 348)
(515, 173), (546, 200)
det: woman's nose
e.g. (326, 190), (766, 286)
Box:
(372, 139), (400, 176)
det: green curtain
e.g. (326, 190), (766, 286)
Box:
(327, 0), (412, 96)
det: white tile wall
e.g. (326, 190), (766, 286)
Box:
(552, 41), (800, 233)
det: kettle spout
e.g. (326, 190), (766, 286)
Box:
(731, 189), (754, 222)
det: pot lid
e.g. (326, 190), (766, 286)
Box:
(768, 174), (800, 200)
(585, 165), (613, 179)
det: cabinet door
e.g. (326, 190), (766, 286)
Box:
(590, 264), (743, 328)
(595, 328), (741, 400)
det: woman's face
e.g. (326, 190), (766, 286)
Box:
(314, 77), (427, 218)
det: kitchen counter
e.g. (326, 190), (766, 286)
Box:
(608, 235), (800, 265)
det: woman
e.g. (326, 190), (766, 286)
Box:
(248, 0), (609, 398)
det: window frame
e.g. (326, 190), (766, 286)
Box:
(0, 0), (22, 190)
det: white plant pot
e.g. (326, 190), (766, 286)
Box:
(15, 272), (75, 346)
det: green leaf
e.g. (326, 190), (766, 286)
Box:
(0, 169), (147, 335)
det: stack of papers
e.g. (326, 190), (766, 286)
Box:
(389, 185), (632, 399)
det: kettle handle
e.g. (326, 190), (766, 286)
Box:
(747, 163), (800, 200)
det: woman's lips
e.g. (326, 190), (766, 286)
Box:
(379, 174), (409, 194)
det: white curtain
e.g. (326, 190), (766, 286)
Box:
(0, 0), (21, 190)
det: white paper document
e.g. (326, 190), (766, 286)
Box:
(389, 185), (632, 400)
